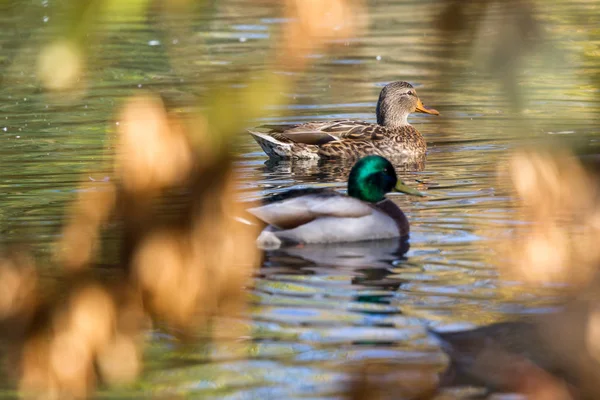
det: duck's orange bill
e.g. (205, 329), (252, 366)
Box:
(415, 99), (439, 115)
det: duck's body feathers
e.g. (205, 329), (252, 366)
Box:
(257, 210), (400, 249)
(248, 190), (409, 249)
(248, 119), (427, 160)
(248, 189), (373, 230)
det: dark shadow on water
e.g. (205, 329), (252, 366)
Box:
(261, 155), (426, 185)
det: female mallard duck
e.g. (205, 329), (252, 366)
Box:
(248, 155), (424, 249)
(248, 81), (439, 160)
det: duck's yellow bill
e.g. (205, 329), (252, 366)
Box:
(394, 181), (425, 197)
(415, 99), (439, 115)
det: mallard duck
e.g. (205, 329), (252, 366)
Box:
(248, 155), (424, 249)
(248, 81), (439, 160)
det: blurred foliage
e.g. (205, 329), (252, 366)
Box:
(485, 148), (600, 288)
(436, 0), (541, 111)
(1, 0), (600, 398)
(0, 0), (369, 397)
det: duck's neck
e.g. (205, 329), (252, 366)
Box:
(376, 102), (410, 128)
(381, 114), (409, 128)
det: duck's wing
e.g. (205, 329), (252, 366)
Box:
(325, 121), (387, 140)
(257, 120), (387, 145)
(316, 125), (426, 159)
(247, 188), (373, 230)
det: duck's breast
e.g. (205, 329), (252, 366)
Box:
(373, 198), (409, 236)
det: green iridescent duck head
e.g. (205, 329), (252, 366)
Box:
(376, 81), (439, 128)
(347, 155), (424, 203)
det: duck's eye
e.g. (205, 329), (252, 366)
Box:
(406, 90), (414, 96)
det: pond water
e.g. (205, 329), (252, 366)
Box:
(1, 0), (600, 398)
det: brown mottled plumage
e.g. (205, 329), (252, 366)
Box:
(248, 81), (439, 160)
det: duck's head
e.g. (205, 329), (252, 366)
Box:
(376, 81), (439, 128)
(347, 155), (424, 202)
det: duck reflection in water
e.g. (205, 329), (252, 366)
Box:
(262, 238), (410, 294)
(263, 237), (409, 268)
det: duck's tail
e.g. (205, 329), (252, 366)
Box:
(248, 130), (293, 158)
(247, 129), (319, 160)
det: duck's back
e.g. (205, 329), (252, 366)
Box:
(262, 187), (337, 204)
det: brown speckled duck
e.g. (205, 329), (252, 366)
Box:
(248, 81), (439, 160)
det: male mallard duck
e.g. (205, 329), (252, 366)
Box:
(248, 155), (424, 249)
(248, 81), (439, 160)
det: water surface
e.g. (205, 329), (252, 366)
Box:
(1, 0), (599, 397)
